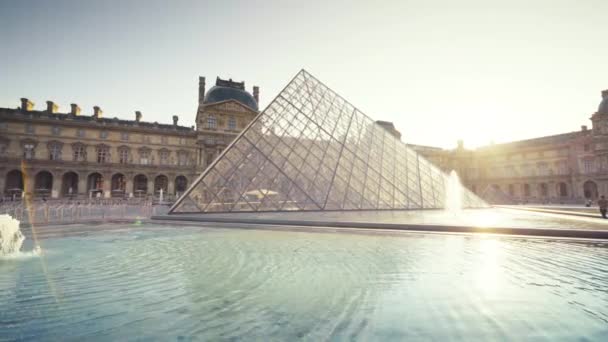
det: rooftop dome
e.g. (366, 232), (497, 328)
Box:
(203, 77), (258, 110)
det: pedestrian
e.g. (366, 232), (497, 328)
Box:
(598, 195), (608, 219)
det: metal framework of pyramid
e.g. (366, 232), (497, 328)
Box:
(169, 70), (485, 214)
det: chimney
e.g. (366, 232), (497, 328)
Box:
(93, 106), (103, 119)
(253, 86), (260, 104)
(20, 98), (34, 111)
(172, 115), (179, 126)
(582, 125), (588, 131)
(70, 103), (81, 115)
(46, 101), (58, 113)
(198, 76), (206, 105)
(135, 111), (142, 122)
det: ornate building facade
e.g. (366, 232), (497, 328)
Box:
(0, 76), (259, 201)
(408, 89), (608, 204)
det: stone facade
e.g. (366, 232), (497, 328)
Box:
(408, 89), (608, 204)
(0, 76), (259, 201)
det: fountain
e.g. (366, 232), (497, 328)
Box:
(0, 214), (25, 256)
(445, 170), (463, 214)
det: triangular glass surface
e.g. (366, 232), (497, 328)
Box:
(170, 70), (486, 214)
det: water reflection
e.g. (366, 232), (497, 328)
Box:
(1, 225), (607, 340)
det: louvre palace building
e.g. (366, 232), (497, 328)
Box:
(0, 77), (259, 201)
(408, 89), (608, 204)
(1, 73), (607, 205)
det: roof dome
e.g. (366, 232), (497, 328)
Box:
(203, 86), (258, 110)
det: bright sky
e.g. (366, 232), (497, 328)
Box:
(1, 0), (606, 149)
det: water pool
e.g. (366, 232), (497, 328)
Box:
(1, 224), (607, 340)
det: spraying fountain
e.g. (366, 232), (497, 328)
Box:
(0, 214), (25, 256)
(445, 170), (463, 214)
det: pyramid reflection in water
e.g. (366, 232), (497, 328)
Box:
(169, 70), (485, 214)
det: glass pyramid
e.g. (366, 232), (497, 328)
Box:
(169, 70), (486, 214)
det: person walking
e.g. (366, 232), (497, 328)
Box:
(598, 195), (608, 218)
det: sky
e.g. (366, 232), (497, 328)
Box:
(1, 0), (607, 149)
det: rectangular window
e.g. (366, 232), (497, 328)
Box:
(23, 144), (35, 159)
(584, 159), (594, 174)
(49, 144), (62, 160)
(121, 132), (129, 141)
(100, 130), (109, 139)
(73, 145), (86, 161)
(140, 150), (150, 165)
(97, 147), (109, 163)
(178, 152), (188, 166)
(206, 153), (214, 166)
(119, 149), (129, 164)
(159, 150), (169, 165)
(161, 136), (168, 144)
(0, 144), (6, 157)
(76, 129), (85, 138)
(228, 116), (236, 130)
(25, 124), (34, 134)
(207, 116), (217, 129)
(179, 138), (186, 145)
(51, 126), (61, 136)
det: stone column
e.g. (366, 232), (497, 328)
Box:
(167, 176), (175, 197)
(78, 173), (88, 198)
(125, 173), (134, 198)
(23, 169), (35, 200)
(51, 171), (61, 198)
(147, 177), (155, 197)
(102, 172), (112, 198)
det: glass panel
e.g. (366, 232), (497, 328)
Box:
(170, 70), (486, 214)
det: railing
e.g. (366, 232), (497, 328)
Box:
(0, 201), (170, 225)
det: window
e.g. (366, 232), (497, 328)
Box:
(100, 130), (109, 139)
(121, 132), (129, 141)
(539, 183), (548, 197)
(537, 162), (548, 176)
(523, 184), (531, 197)
(207, 116), (217, 129)
(142, 135), (151, 143)
(49, 143), (62, 160)
(583, 159), (595, 174)
(139, 149), (150, 165)
(119, 148), (129, 164)
(179, 138), (186, 145)
(161, 136), (168, 144)
(23, 143), (35, 159)
(159, 150), (169, 165)
(206, 152), (215, 166)
(73, 145), (87, 161)
(584, 144), (591, 152)
(51, 126), (61, 136)
(228, 116), (236, 130)
(25, 124), (34, 134)
(177, 151), (189, 166)
(96, 146), (110, 163)
(76, 129), (85, 138)
(508, 184), (515, 196)
(0, 140), (8, 156)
